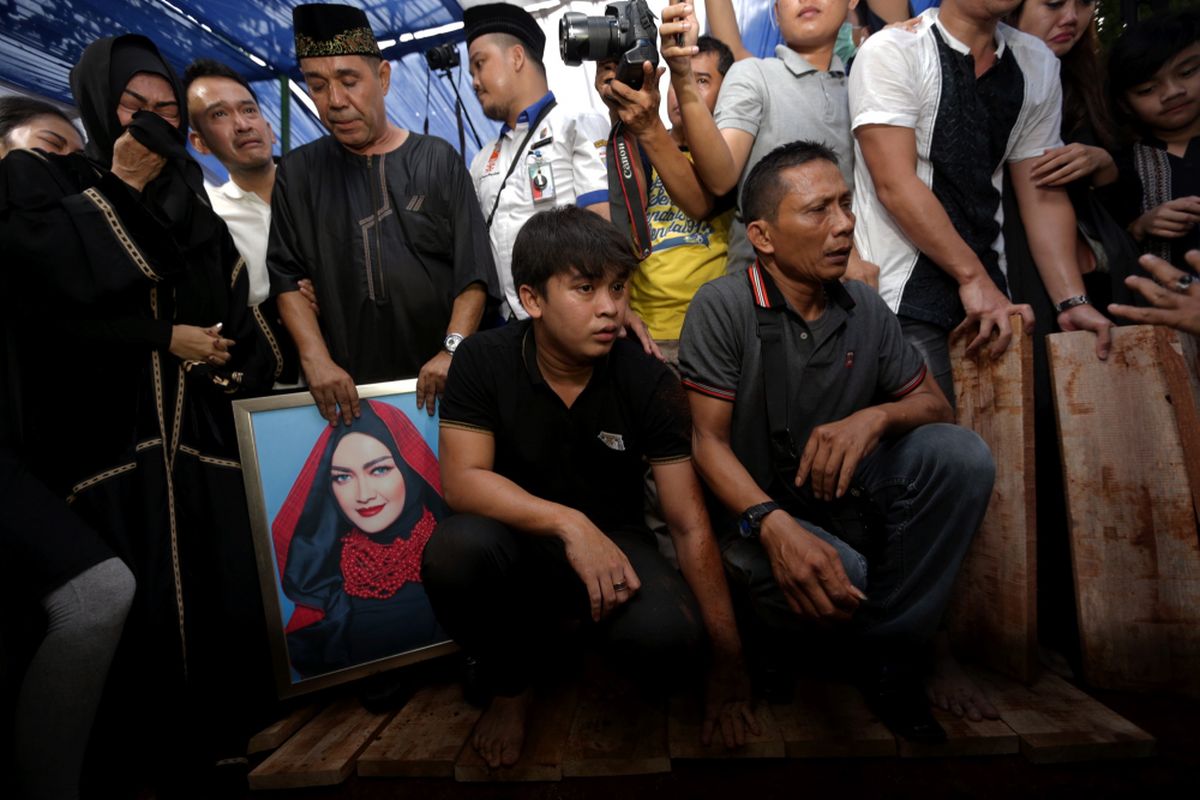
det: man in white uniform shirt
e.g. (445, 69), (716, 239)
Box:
(465, 3), (611, 320)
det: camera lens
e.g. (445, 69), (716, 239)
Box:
(559, 11), (620, 65)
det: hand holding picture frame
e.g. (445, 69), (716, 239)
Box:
(234, 380), (456, 698)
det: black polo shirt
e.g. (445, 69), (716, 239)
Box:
(678, 264), (927, 530)
(439, 320), (691, 530)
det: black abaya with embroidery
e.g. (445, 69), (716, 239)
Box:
(0, 34), (281, 791)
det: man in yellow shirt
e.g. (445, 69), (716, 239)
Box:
(598, 35), (735, 362)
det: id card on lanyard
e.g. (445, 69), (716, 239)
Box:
(527, 148), (556, 203)
(484, 100), (559, 229)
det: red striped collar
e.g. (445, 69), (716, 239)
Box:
(747, 261), (856, 312)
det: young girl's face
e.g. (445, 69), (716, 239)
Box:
(1124, 41), (1200, 137)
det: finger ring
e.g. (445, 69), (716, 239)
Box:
(613, 580), (628, 592)
(1172, 274), (1195, 294)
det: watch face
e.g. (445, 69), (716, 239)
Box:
(444, 333), (464, 353)
(738, 516), (754, 538)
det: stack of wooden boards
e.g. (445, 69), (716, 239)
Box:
(1047, 326), (1200, 699)
(946, 323), (1200, 698)
(244, 667), (1154, 790)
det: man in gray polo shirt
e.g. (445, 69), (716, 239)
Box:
(662, 0), (870, 276)
(680, 141), (995, 743)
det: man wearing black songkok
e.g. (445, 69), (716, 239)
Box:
(269, 3), (496, 424)
(0, 33), (279, 794)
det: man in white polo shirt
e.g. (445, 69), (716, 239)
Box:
(465, 3), (611, 320)
(184, 59), (277, 307)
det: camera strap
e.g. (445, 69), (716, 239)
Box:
(752, 265), (884, 555)
(485, 99), (558, 230)
(607, 121), (652, 259)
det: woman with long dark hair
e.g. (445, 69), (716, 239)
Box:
(273, 400), (447, 678)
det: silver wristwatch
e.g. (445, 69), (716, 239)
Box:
(443, 332), (465, 355)
(1053, 295), (1091, 313)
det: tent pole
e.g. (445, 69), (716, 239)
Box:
(279, 73), (291, 154)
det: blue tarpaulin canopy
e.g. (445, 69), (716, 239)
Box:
(0, 1), (790, 179)
(0, 0), (499, 173)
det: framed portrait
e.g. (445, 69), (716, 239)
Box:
(234, 380), (456, 698)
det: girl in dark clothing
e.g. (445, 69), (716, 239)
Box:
(1106, 10), (1200, 269)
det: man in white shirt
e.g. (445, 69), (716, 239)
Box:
(849, 0), (1112, 400)
(465, 3), (611, 320)
(184, 59), (277, 307)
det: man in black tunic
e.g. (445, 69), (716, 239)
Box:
(268, 3), (496, 423)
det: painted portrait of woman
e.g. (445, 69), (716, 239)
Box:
(270, 399), (447, 678)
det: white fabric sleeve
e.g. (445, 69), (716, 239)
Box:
(570, 111), (610, 206)
(849, 32), (921, 131)
(1007, 52), (1065, 163)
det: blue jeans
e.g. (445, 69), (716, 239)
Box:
(723, 423), (994, 647)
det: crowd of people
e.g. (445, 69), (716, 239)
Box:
(1, 0), (1197, 796)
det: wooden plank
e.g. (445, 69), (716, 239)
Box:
(947, 315), (1038, 683)
(247, 704), (319, 755)
(248, 698), (390, 790)
(968, 667), (1154, 763)
(357, 683), (481, 778)
(896, 709), (1018, 758)
(667, 695), (784, 759)
(561, 668), (669, 777)
(1048, 326), (1200, 697)
(774, 681), (896, 758)
(1158, 329), (1200, 527)
(454, 682), (578, 782)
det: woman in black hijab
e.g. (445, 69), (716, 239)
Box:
(273, 400), (448, 679)
(1, 34), (280, 794)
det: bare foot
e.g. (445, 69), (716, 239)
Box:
(925, 633), (1000, 721)
(472, 689), (534, 768)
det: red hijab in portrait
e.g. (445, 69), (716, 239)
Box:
(271, 400), (443, 633)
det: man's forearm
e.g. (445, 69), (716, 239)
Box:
(873, 171), (990, 285)
(870, 385), (954, 441)
(447, 281), (487, 336)
(638, 121), (715, 220)
(1011, 165), (1088, 304)
(673, 76), (740, 195)
(692, 425), (775, 518)
(443, 462), (581, 540)
(703, 0), (752, 61)
(656, 462), (745, 657)
(278, 289), (333, 365)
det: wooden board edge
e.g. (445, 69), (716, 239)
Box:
(357, 758), (457, 779)
(1020, 734), (1156, 764)
(247, 705), (320, 755)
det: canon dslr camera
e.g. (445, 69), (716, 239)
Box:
(560, 0), (659, 90)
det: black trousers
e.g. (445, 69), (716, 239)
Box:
(421, 514), (703, 697)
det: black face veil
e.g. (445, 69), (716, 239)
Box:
(69, 34), (211, 244)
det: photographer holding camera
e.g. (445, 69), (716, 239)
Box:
(465, 3), (611, 321)
(594, 33), (737, 364)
